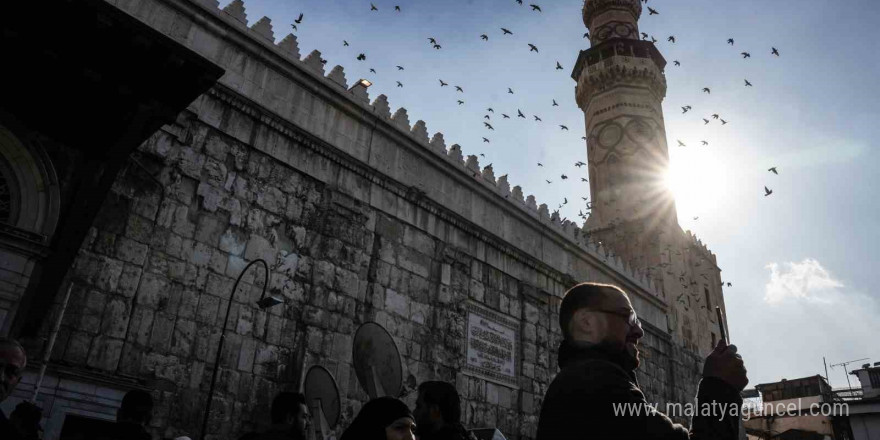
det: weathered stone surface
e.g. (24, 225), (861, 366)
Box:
(45, 2), (712, 437)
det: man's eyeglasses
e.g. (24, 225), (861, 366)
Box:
(591, 308), (641, 329)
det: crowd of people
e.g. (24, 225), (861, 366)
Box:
(0, 282), (748, 440)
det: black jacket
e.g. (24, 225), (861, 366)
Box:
(0, 409), (23, 440)
(536, 342), (742, 440)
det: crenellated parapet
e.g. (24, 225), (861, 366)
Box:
(113, 0), (664, 300)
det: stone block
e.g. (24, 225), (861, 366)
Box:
(86, 335), (123, 372)
(384, 288), (410, 318)
(244, 234), (276, 263)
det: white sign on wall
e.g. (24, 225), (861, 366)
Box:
(464, 302), (519, 388)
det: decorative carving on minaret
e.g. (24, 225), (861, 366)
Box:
(583, 0), (641, 46)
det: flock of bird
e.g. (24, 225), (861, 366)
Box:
(285, 1), (790, 297)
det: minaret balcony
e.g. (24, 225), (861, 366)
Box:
(572, 38), (668, 108)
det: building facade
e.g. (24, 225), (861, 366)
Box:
(849, 363), (880, 440)
(0, 0), (729, 439)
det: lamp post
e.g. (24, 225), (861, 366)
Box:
(199, 258), (283, 440)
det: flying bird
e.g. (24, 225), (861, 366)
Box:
(693, 217), (699, 220)
(295, 13), (304, 24)
(396, 81), (403, 87)
(508, 88), (514, 94)
(583, 32), (590, 39)
(668, 36), (675, 43)
(396, 65), (405, 70)
(741, 52), (751, 58)
(702, 87), (711, 94)
(764, 186), (773, 197)
(712, 114), (719, 119)
(502, 114), (510, 119)
(673, 60), (680, 66)
(457, 100), (464, 105)
(744, 79), (753, 87)
(561, 174), (568, 180)
(651, 36), (658, 44)
(772, 47), (780, 56)
(537, 163), (544, 167)
(768, 167), (778, 174)
(395, 5), (401, 11)
(534, 115), (542, 121)
(481, 34), (488, 41)
(433, 44), (442, 50)
(484, 115), (491, 120)
(721, 119), (728, 125)
(701, 140), (708, 146)
(455, 86), (464, 92)
(343, 40), (349, 46)
(530, 4), (542, 12)
(357, 53), (366, 61)
(575, 161), (586, 167)
(501, 28), (513, 35)
(581, 178), (588, 182)
(647, 7), (658, 15)
(560, 125), (569, 130)
(428, 37), (437, 44)
(641, 32), (649, 40)
(682, 106), (690, 114)
(703, 118), (710, 125)
(483, 137), (490, 143)
(556, 61), (563, 70)
(677, 140), (686, 147)
(291, 23), (297, 31)
(487, 108), (494, 113)
(370, 3), (378, 11)
(552, 99), (559, 106)
(484, 122), (494, 130)
(727, 38), (734, 45)
(528, 43), (539, 53)
(439, 79), (448, 87)
(370, 68), (377, 73)
(517, 109), (525, 118)
(546, 180), (552, 184)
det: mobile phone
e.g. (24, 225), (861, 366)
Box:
(715, 306), (729, 345)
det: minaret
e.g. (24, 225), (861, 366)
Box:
(572, 0), (677, 274)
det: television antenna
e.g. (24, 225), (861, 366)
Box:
(829, 357), (869, 390)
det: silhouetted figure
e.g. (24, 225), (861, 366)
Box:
(413, 381), (475, 440)
(89, 389), (153, 440)
(340, 397), (415, 440)
(239, 392), (310, 440)
(0, 338), (30, 440)
(536, 283), (748, 440)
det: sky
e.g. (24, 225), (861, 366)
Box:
(225, 0), (880, 390)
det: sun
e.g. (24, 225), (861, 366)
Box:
(664, 147), (732, 221)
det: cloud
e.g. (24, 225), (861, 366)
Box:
(764, 258), (844, 304)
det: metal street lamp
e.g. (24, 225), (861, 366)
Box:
(199, 258), (283, 440)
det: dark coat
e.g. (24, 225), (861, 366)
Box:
(536, 342), (743, 440)
(0, 409), (23, 440)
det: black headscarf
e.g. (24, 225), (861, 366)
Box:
(340, 397), (413, 440)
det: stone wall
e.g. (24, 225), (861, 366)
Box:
(28, 0), (709, 438)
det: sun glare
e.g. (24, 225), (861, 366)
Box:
(664, 148), (732, 222)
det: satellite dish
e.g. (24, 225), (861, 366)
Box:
(352, 322), (402, 399)
(303, 365), (341, 429)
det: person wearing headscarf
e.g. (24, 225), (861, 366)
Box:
(340, 397), (416, 440)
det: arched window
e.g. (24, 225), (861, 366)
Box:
(0, 123), (60, 239)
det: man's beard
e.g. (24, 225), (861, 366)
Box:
(596, 340), (640, 371)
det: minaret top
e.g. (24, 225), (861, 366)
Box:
(583, 0), (642, 45)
